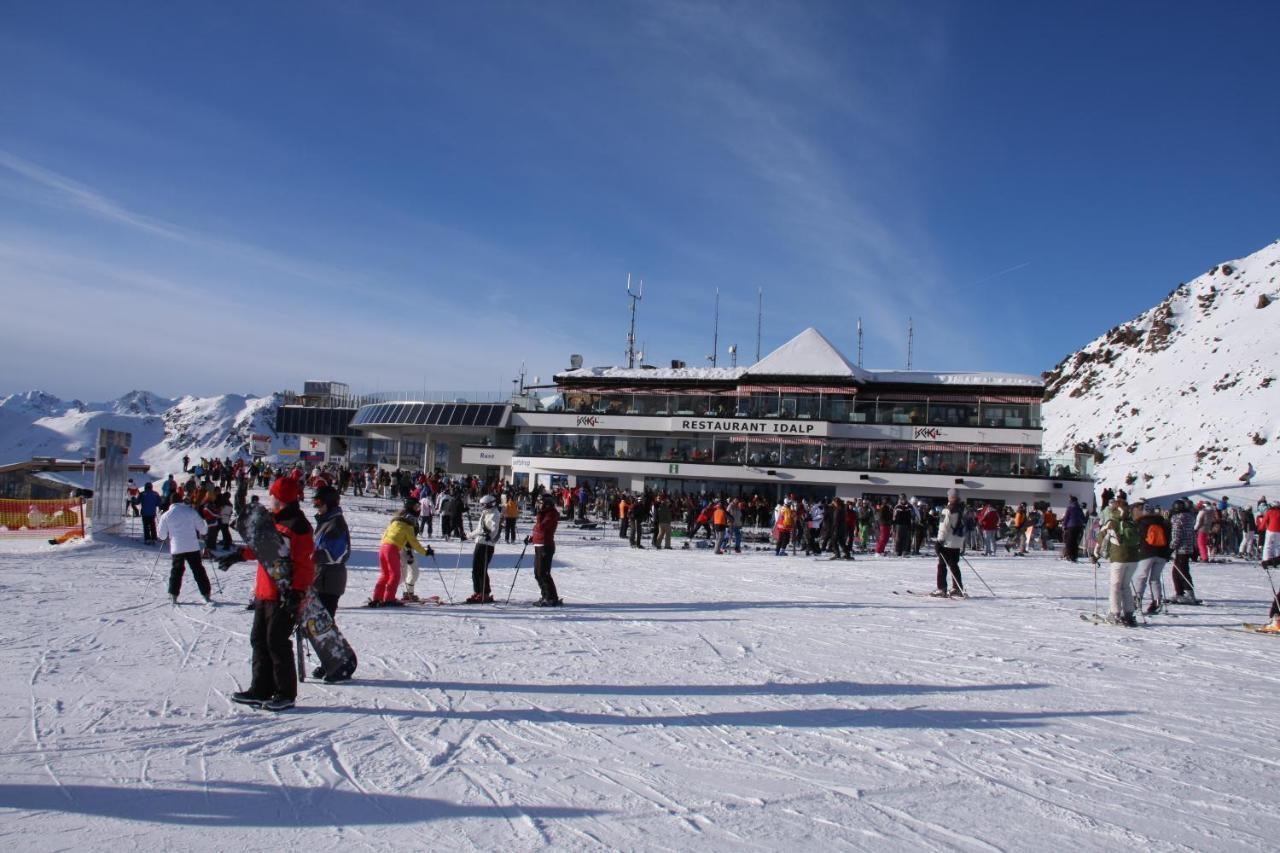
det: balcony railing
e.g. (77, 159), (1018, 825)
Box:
(514, 433), (1091, 480)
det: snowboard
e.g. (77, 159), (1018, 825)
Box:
(239, 504), (358, 683)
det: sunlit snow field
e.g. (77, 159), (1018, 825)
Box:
(2, 490), (1277, 851)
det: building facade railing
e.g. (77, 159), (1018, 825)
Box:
(553, 391), (1041, 430)
(513, 432), (1090, 481)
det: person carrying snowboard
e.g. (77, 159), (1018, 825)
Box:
(528, 493), (562, 606)
(370, 498), (429, 607)
(466, 494), (502, 602)
(311, 485), (350, 619)
(225, 476), (315, 711)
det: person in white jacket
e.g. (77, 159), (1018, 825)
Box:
(932, 490), (966, 597)
(157, 493), (212, 604)
(466, 494), (502, 603)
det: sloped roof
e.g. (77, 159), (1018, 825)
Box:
(745, 328), (871, 379)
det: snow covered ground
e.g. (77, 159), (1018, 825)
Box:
(2, 493), (1278, 851)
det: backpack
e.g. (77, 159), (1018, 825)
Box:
(1108, 518), (1140, 562)
(1144, 523), (1167, 549)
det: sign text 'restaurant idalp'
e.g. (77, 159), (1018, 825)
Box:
(678, 418), (818, 435)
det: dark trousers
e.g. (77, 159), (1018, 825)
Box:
(619, 517), (629, 538)
(472, 544), (494, 595)
(205, 523), (232, 551)
(142, 515), (157, 543)
(936, 546), (964, 591)
(1172, 553), (1195, 596)
(775, 529), (791, 554)
(441, 517), (453, 539)
(169, 551), (211, 598)
(534, 544), (559, 602)
(629, 518), (645, 548)
(894, 525), (911, 556)
(318, 593), (339, 619)
(503, 517), (516, 543)
(1063, 526), (1083, 561)
(421, 516), (433, 538)
(249, 599), (297, 701)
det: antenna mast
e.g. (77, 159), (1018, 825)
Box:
(710, 288), (720, 366)
(625, 274), (643, 368)
(906, 317), (914, 370)
(856, 318), (864, 367)
(755, 287), (763, 361)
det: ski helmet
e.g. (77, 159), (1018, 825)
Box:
(480, 494), (497, 507)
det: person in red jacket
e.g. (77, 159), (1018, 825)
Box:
(230, 476), (316, 711)
(527, 493), (562, 606)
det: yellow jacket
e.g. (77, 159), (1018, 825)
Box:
(381, 516), (428, 555)
(504, 498), (519, 519)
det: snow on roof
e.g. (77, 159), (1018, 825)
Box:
(554, 328), (1042, 389)
(865, 370), (1042, 388)
(556, 366), (748, 382)
(745, 327), (870, 379)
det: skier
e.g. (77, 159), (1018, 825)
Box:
(502, 493), (519, 543)
(1169, 499), (1201, 604)
(1259, 501), (1280, 562)
(157, 491), (212, 605)
(892, 496), (913, 557)
(369, 498), (429, 606)
(978, 502), (1000, 557)
(1093, 500), (1141, 626)
(1132, 500), (1172, 614)
(774, 501), (795, 556)
(231, 476), (315, 711)
(528, 493), (562, 606)
(466, 494), (501, 603)
(139, 482), (161, 544)
(1239, 462), (1256, 485)
(932, 490), (965, 597)
(1061, 495), (1085, 562)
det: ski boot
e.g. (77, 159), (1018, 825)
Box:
(929, 589), (949, 598)
(364, 598), (382, 608)
(231, 691), (268, 708)
(169, 594), (178, 606)
(262, 695), (295, 712)
(401, 591), (421, 603)
(950, 587), (967, 599)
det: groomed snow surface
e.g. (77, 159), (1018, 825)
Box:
(3, 494), (1278, 851)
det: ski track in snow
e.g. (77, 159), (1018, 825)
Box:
(1, 492), (1279, 850)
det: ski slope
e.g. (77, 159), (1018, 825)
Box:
(2, 493), (1278, 850)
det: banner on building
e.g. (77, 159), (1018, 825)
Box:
(251, 434), (272, 456)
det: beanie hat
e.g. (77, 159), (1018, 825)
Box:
(269, 476), (303, 504)
(313, 484), (339, 508)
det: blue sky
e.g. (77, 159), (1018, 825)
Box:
(2, 1), (1277, 400)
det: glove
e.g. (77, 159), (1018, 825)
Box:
(524, 536), (532, 545)
(281, 589), (302, 613)
(216, 552), (243, 572)
(424, 545), (435, 557)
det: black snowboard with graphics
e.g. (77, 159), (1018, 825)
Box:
(239, 504), (358, 682)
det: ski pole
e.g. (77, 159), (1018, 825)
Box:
(959, 553), (996, 597)
(427, 548), (453, 603)
(143, 545), (165, 591)
(504, 539), (531, 605)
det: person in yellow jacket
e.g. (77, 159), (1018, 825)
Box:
(369, 498), (431, 607)
(502, 495), (519, 543)
(712, 501), (730, 554)
(775, 501), (795, 556)
(618, 496), (630, 540)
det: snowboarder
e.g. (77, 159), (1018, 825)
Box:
(231, 476), (315, 711)
(156, 491), (212, 605)
(932, 490), (966, 597)
(528, 493), (562, 606)
(466, 494), (501, 602)
(1093, 500), (1141, 626)
(370, 499), (429, 606)
(1239, 462), (1256, 485)
(311, 485), (349, 619)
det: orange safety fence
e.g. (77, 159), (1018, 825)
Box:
(0, 498), (86, 539)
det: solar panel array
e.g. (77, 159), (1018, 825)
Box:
(350, 403), (509, 429)
(275, 407), (360, 437)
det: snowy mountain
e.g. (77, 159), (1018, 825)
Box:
(1041, 237), (1280, 504)
(0, 390), (282, 475)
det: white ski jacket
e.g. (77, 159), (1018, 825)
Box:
(157, 502), (208, 554)
(935, 504), (966, 549)
(471, 507), (501, 545)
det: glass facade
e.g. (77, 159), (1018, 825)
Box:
(557, 391), (1040, 429)
(515, 432), (1088, 480)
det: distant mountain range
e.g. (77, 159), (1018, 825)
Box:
(0, 390), (282, 476)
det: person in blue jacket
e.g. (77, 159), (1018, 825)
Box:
(139, 482), (162, 544)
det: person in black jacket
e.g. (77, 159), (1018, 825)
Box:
(892, 497), (914, 557)
(310, 485), (350, 619)
(1132, 501), (1172, 614)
